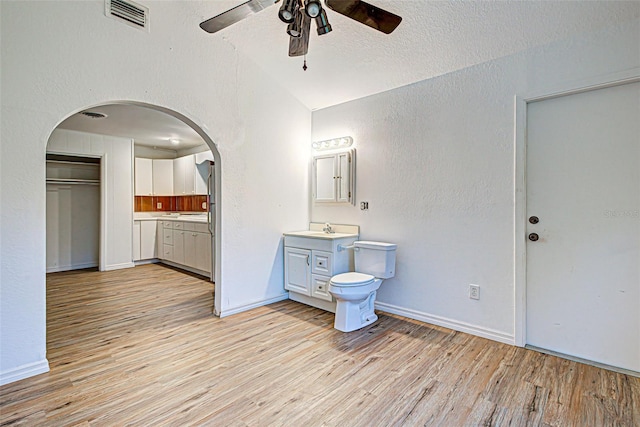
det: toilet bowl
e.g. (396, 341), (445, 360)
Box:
(328, 241), (396, 332)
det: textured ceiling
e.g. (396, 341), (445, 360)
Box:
(57, 1), (639, 146)
(58, 104), (206, 150)
(214, 0), (640, 110)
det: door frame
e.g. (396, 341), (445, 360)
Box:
(513, 68), (640, 347)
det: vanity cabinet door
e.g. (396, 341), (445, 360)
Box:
(285, 247), (311, 295)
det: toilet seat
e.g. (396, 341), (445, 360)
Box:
(330, 272), (375, 287)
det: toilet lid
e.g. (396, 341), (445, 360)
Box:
(330, 272), (375, 287)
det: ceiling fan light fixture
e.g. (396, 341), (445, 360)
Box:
(305, 0), (322, 18)
(314, 8), (332, 35)
(278, 0), (297, 23)
(286, 8), (304, 38)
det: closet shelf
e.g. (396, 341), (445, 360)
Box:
(46, 178), (100, 186)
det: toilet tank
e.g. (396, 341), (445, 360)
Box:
(354, 241), (397, 279)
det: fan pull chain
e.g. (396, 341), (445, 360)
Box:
(303, 55), (308, 71)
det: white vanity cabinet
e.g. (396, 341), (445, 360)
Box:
(283, 224), (359, 312)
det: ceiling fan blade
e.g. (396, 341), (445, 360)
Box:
(324, 0), (402, 34)
(200, 0), (278, 34)
(289, 13), (311, 57)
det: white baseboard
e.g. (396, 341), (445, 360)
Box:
(220, 293), (290, 318)
(0, 359), (50, 386)
(375, 301), (515, 345)
(102, 262), (135, 271)
(134, 259), (160, 266)
(46, 262), (98, 273)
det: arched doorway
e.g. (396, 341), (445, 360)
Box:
(46, 101), (222, 315)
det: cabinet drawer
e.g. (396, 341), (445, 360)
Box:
(311, 274), (333, 302)
(162, 245), (173, 260)
(311, 250), (332, 276)
(163, 220), (173, 229)
(183, 222), (195, 231)
(173, 221), (183, 230)
(194, 222), (209, 233)
(163, 230), (173, 245)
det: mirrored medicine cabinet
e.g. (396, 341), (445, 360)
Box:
(312, 149), (355, 205)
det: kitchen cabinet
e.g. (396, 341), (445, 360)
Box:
(172, 222), (185, 265)
(133, 221), (141, 260)
(183, 222), (212, 272)
(159, 219), (211, 275)
(134, 158), (153, 196)
(152, 159), (174, 196)
(140, 221), (158, 259)
(312, 149), (355, 204)
(133, 219), (158, 261)
(283, 226), (358, 311)
(173, 154), (196, 195)
(135, 154), (212, 197)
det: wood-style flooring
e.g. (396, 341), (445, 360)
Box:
(0, 264), (638, 426)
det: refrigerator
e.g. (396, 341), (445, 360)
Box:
(196, 157), (215, 283)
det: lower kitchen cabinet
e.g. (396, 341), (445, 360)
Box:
(157, 219), (212, 275)
(133, 220), (158, 261)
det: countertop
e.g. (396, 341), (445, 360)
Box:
(134, 215), (208, 223)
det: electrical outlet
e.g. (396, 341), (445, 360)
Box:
(360, 201), (369, 210)
(156, 202), (162, 209)
(469, 284), (480, 300)
(202, 202), (207, 209)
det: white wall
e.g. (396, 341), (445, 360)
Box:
(311, 18), (640, 343)
(47, 129), (135, 271)
(0, 0), (310, 385)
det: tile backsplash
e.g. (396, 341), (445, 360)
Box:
(135, 195), (208, 212)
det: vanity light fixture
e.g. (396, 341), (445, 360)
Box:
(311, 136), (353, 151)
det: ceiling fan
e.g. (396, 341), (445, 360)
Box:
(200, 0), (402, 62)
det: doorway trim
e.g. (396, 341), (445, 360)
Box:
(513, 68), (640, 347)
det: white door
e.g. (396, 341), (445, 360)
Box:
(526, 81), (640, 372)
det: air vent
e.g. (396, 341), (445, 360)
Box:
(81, 111), (108, 119)
(105, 0), (149, 31)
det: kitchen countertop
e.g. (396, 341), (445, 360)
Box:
(134, 215), (208, 223)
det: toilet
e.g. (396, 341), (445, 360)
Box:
(328, 241), (397, 332)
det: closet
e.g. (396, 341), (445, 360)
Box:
(46, 154), (101, 272)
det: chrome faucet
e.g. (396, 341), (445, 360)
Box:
(323, 222), (334, 234)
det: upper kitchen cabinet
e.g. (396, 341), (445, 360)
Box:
(173, 154), (196, 195)
(312, 149), (355, 204)
(152, 159), (174, 196)
(134, 158), (153, 196)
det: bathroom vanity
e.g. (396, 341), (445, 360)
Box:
(283, 223), (359, 312)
